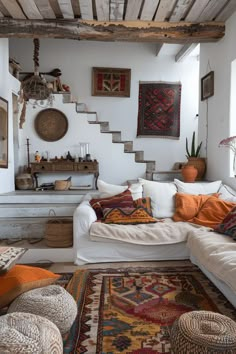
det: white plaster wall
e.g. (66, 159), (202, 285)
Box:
(18, 95), (145, 186)
(0, 39), (20, 193)
(199, 12), (236, 189)
(10, 39), (199, 184)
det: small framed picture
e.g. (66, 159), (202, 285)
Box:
(92, 67), (131, 97)
(201, 71), (214, 101)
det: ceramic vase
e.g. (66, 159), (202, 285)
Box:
(181, 165), (198, 183)
(187, 157), (206, 180)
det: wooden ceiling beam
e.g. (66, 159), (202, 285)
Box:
(0, 19), (225, 43)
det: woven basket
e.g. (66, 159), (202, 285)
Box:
(54, 180), (71, 191)
(45, 210), (73, 248)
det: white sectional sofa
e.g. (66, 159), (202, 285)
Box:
(73, 179), (236, 308)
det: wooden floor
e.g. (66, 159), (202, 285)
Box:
(48, 260), (191, 273)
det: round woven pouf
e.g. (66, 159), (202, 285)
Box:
(0, 312), (63, 353)
(171, 311), (236, 354)
(8, 285), (77, 335)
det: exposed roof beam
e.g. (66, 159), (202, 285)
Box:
(175, 43), (198, 62)
(216, 0), (236, 21)
(0, 19), (225, 43)
(141, 0), (160, 21)
(57, 0), (74, 19)
(34, 0), (56, 19)
(1, 0), (26, 19)
(79, 0), (93, 20)
(95, 0), (110, 21)
(125, 0), (142, 20)
(156, 43), (163, 56)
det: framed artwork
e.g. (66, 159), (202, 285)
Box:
(0, 97), (8, 168)
(201, 71), (214, 101)
(92, 67), (131, 97)
(137, 82), (181, 138)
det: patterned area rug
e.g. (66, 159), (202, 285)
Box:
(63, 265), (236, 354)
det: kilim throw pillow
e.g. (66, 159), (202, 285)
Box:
(0, 247), (27, 275)
(102, 207), (158, 225)
(215, 205), (236, 239)
(133, 197), (152, 215)
(90, 190), (134, 220)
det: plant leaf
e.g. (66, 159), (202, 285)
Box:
(191, 132), (196, 156)
(186, 138), (190, 157)
(196, 141), (202, 157)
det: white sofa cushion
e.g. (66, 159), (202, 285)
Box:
(187, 229), (236, 294)
(218, 184), (236, 202)
(139, 178), (177, 218)
(174, 179), (222, 195)
(97, 179), (143, 200)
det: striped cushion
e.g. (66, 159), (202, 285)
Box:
(102, 207), (157, 225)
(90, 190), (134, 220)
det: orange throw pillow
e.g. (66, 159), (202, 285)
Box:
(0, 265), (60, 308)
(189, 197), (235, 228)
(173, 193), (219, 222)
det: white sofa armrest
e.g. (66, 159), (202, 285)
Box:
(73, 200), (97, 236)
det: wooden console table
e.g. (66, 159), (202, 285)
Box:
(30, 161), (99, 189)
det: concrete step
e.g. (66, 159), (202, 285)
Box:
(0, 190), (93, 204)
(0, 203), (77, 218)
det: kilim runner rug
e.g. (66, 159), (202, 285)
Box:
(63, 265), (236, 354)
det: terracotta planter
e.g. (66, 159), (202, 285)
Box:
(181, 165), (198, 183)
(187, 157), (206, 180)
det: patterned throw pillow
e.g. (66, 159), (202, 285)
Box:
(215, 205), (236, 239)
(102, 207), (158, 225)
(0, 247), (27, 275)
(0, 265), (60, 308)
(133, 197), (152, 215)
(90, 190), (134, 220)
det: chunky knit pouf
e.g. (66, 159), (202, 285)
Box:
(8, 285), (77, 335)
(0, 312), (63, 354)
(171, 311), (236, 354)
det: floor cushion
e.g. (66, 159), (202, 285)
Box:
(8, 284), (77, 335)
(0, 312), (63, 354)
(0, 265), (60, 309)
(171, 311), (236, 353)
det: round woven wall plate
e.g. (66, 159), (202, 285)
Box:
(34, 108), (68, 142)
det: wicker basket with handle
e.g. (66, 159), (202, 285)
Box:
(45, 209), (73, 248)
(54, 179), (71, 191)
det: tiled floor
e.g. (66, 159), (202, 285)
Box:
(49, 260), (191, 273)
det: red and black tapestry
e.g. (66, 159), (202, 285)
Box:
(137, 82), (181, 138)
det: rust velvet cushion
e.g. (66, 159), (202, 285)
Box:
(173, 193), (235, 228)
(0, 265), (60, 308)
(173, 193), (219, 222)
(102, 207), (158, 225)
(90, 190), (134, 220)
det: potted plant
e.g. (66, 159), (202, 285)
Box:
(185, 131), (206, 180)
